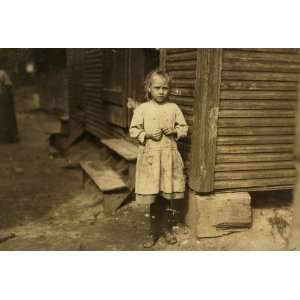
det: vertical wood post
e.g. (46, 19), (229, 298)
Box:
(160, 49), (166, 71)
(289, 73), (300, 249)
(189, 48), (223, 193)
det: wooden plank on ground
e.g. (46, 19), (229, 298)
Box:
(81, 161), (127, 192)
(101, 138), (138, 161)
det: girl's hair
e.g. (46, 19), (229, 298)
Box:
(144, 69), (172, 101)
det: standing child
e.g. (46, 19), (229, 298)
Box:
(129, 69), (188, 248)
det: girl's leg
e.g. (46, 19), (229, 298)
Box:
(143, 196), (160, 248)
(161, 198), (178, 245)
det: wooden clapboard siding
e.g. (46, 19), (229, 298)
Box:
(84, 49), (127, 139)
(84, 49), (105, 137)
(67, 48), (85, 123)
(214, 48), (299, 192)
(163, 48), (198, 166)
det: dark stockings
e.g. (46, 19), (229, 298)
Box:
(147, 196), (178, 243)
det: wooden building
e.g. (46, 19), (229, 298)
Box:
(66, 48), (300, 235)
(33, 49), (68, 115)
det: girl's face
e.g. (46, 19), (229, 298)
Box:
(148, 75), (169, 103)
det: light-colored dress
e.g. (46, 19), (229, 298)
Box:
(129, 100), (188, 204)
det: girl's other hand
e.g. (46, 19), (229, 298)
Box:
(162, 127), (176, 136)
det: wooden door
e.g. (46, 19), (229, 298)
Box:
(102, 49), (129, 127)
(127, 49), (160, 122)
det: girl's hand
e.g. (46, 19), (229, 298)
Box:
(162, 127), (176, 136)
(146, 129), (162, 141)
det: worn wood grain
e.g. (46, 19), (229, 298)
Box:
(222, 71), (299, 82)
(215, 169), (296, 181)
(101, 138), (138, 161)
(219, 109), (295, 118)
(216, 153), (295, 163)
(166, 51), (197, 62)
(220, 100), (296, 110)
(220, 90), (297, 100)
(166, 48), (196, 54)
(189, 48), (223, 193)
(224, 50), (300, 63)
(214, 177), (296, 190)
(81, 161), (127, 192)
(218, 117), (295, 127)
(221, 80), (297, 91)
(218, 127), (295, 136)
(215, 161), (295, 171)
(217, 144), (294, 154)
(223, 60), (300, 72)
(166, 61), (197, 71)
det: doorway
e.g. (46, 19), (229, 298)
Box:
(102, 48), (160, 128)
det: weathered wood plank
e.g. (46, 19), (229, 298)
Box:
(289, 71), (300, 248)
(219, 109), (295, 118)
(232, 48), (299, 54)
(221, 90), (297, 100)
(216, 153), (295, 163)
(221, 80), (297, 91)
(215, 169), (296, 180)
(217, 135), (294, 145)
(223, 71), (299, 82)
(166, 61), (197, 71)
(166, 48), (197, 54)
(215, 161), (295, 171)
(101, 138), (138, 161)
(214, 177), (296, 190)
(166, 51), (197, 62)
(81, 161), (127, 192)
(172, 79), (195, 88)
(189, 48), (223, 193)
(223, 60), (300, 72)
(218, 117), (295, 127)
(218, 127), (295, 136)
(169, 70), (196, 79)
(168, 96), (195, 106)
(217, 144), (294, 154)
(224, 50), (300, 63)
(160, 49), (166, 71)
(220, 100), (296, 110)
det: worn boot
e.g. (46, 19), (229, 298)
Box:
(162, 199), (178, 245)
(143, 202), (161, 248)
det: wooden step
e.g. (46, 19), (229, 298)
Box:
(50, 119), (84, 153)
(81, 161), (127, 192)
(101, 138), (138, 161)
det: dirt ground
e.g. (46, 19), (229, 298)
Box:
(0, 86), (293, 250)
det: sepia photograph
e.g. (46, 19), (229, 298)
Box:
(2, 1), (300, 299)
(1, 48), (300, 251)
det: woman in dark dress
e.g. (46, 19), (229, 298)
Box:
(0, 70), (18, 144)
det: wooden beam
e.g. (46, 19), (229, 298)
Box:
(189, 49), (223, 193)
(160, 49), (166, 71)
(289, 73), (300, 248)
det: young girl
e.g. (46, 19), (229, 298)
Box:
(129, 69), (188, 248)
